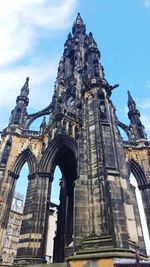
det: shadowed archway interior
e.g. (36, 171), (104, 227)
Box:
(45, 145), (77, 263)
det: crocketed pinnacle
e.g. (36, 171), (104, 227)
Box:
(127, 90), (140, 119)
(20, 77), (29, 97)
(127, 90), (146, 140)
(75, 12), (84, 25)
(127, 90), (137, 112)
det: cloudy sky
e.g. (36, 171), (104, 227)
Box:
(1, 0), (150, 134)
(1, 0), (150, 254)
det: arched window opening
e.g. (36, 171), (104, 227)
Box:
(45, 144), (77, 263)
(51, 166), (61, 205)
(45, 166), (61, 263)
(15, 162), (28, 200)
(130, 173), (150, 256)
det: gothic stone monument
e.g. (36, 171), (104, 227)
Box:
(0, 13), (150, 266)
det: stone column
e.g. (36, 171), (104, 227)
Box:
(15, 172), (52, 265)
(139, 183), (150, 239)
(53, 178), (66, 263)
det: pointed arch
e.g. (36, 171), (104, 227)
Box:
(12, 148), (37, 176)
(38, 134), (77, 262)
(39, 134), (77, 173)
(128, 158), (147, 186)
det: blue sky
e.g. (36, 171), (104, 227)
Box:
(1, 0), (150, 135)
(1, 0), (150, 254)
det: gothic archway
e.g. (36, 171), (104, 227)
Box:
(128, 159), (147, 186)
(39, 134), (77, 173)
(12, 148), (37, 176)
(3, 148), (36, 231)
(1, 148), (37, 265)
(128, 159), (150, 253)
(39, 134), (78, 262)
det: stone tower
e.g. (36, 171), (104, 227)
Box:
(0, 13), (150, 266)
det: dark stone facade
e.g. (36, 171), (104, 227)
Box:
(0, 13), (150, 265)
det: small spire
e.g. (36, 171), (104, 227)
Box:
(9, 78), (29, 126)
(127, 90), (146, 140)
(68, 32), (72, 39)
(20, 77), (29, 97)
(127, 90), (137, 112)
(76, 12), (83, 25)
(127, 90), (133, 101)
(72, 12), (86, 35)
(89, 32), (97, 48)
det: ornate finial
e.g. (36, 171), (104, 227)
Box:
(72, 12), (86, 35)
(76, 12), (83, 24)
(68, 32), (72, 39)
(127, 90), (136, 111)
(127, 90), (133, 98)
(20, 77), (29, 97)
(127, 90), (132, 99)
(127, 90), (140, 118)
(89, 32), (97, 48)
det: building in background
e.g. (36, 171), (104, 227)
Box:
(2, 197), (58, 265)
(2, 192), (24, 265)
(46, 202), (58, 263)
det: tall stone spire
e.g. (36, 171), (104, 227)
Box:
(55, 13), (105, 115)
(127, 90), (146, 140)
(9, 77), (29, 127)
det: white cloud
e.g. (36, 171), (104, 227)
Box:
(24, 0), (77, 30)
(0, 57), (59, 111)
(0, 0), (77, 65)
(0, 0), (78, 130)
(0, 56), (59, 130)
(142, 0), (150, 8)
(124, 106), (128, 116)
(139, 98), (150, 109)
(141, 114), (150, 133)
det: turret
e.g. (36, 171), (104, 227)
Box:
(9, 77), (29, 127)
(127, 90), (146, 140)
